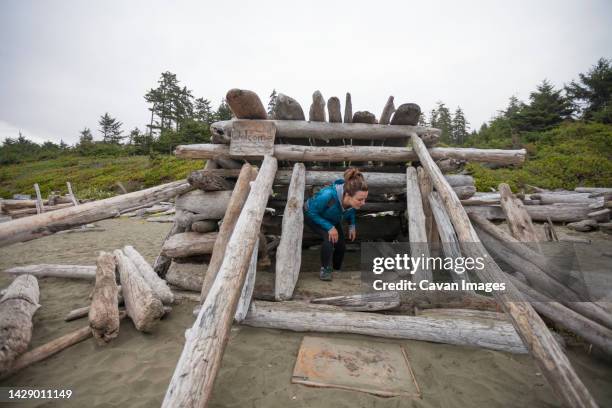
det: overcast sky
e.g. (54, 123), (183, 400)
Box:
(0, 0), (610, 145)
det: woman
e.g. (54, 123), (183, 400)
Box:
(304, 168), (368, 281)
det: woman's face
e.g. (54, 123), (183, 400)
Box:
(346, 190), (368, 209)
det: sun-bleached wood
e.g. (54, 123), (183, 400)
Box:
(160, 232), (218, 258)
(275, 163), (305, 300)
(0, 275), (40, 374)
(4, 264), (96, 280)
(464, 204), (593, 223)
(0, 180), (193, 247)
(234, 239), (259, 323)
(405, 167), (432, 283)
(310, 292), (400, 312)
(379, 96), (395, 125)
(410, 133), (597, 408)
(114, 250), (164, 332)
(166, 262), (207, 292)
(175, 190), (232, 218)
(200, 164), (257, 301)
(122, 245), (174, 304)
(162, 156), (277, 408)
(417, 167), (438, 245)
(499, 183), (542, 245)
(88, 252), (120, 345)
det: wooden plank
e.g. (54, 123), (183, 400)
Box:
(275, 163), (306, 300)
(229, 120), (276, 157)
(410, 133), (597, 408)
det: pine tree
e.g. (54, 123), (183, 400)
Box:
(268, 89), (278, 116)
(98, 112), (124, 144)
(418, 112), (428, 127)
(451, 107), (470, 145)
(194, 97), (214, 124)
(431, 101), (452, 143)
(144, 71), (194, 134)
(565, 58), (612, 123)
(79, 127), (94, 145)
(515, 80), (574, 132)
(215, 99), (233, 121)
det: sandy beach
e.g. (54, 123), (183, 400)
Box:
(1, 218), (611, 408)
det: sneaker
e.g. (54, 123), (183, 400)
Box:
(319, 266), (333, 281)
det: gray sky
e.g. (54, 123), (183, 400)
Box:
(0, 0), (610, 145)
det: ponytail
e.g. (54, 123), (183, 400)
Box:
(343, 167), (368, 196)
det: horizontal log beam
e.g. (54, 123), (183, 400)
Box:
(175, 143), (526, 166)
(465, 204), (594, 223)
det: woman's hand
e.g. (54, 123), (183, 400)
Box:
(349, 228), (356, 241)
(328, 227), (339, 243)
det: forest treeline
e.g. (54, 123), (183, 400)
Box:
(0, 58), (610, 194)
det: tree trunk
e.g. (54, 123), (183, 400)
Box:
(242, 301), (527, 354)
(175, 190), (232, 218)
(235, 239), (259, 323)
(0, 180), (193, 247)
(275, 163), (306, 300)
(115, 250), (164, 332)
(161, 232), (218, 258)
(200, 164), (258, 301)
(405, 167), (432, 282)
(499, 183), (542, 245)
(4, 264), (96, 280)
(464, 204), (593, 223)
(89, 252), (120, 345)
(311, 292), (400, 311)
(0, 275), (40, 374)
(166, 262), (207, 292)
(532, 192), (604, 207)
(410, 133), (597, 408)
(417, 167), (438, 245)
(162, 156), (277, 408)
(343, 93), (352, 123)
(122, 245), (174, 304)
(153, 209), (192, 278)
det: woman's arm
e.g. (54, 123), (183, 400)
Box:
(305, 189), (335, 232)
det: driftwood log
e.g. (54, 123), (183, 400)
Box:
(122, 245), (174, 304)
(115, 250), (164, 332)
(89, 252), (120, 345)
(235, 239), (259, 323)
(161, 232), (218, 258)
(225, 89), (267, 119)
(0, 275), (40, 374)
(327, 97), (342, 123)
(153, 209), (193, 278)
(410, 133), (597, 408)
(162, 156), (277, 408)
(4, 264), (96, 280)
(310, 292), (400, 312)
(0, 180), (193, 247)
(465, 204), (594, 223)
(379, 96), (395, 126)
(175, 190), (232, 218)
(344, 92), (352, 123)
(242, 301), (527, 354)
(167, 262), (207, 292)
(405, 167), (432, 283)
(200, 164), (258, 301)
(499, 183), (542, 245)
(417, 167), (438, 246)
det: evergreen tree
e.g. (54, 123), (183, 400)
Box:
(565, 58), (612, 123)
(268, 89), (278, 116)
(215, 99), (233, 121)
(418, 112), (428, 127)
(78, 127), (94, 145)
(451, 107), (470, 145)
(98, 112), (124, 144)
(515, 80), (574, 132)
(431, 101), (452, 143)
(144, 71), (194, 134)
(194, 97), (214, 124)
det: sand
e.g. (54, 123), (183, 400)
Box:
(1, 218), (611, 407)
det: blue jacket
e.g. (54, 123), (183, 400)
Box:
(304, 179), (356, 232)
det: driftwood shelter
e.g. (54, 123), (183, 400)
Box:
(1, 88), (610, 408)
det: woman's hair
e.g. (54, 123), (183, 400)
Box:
(343, 167), (368, 196)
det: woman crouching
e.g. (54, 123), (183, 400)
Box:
(303, 168), (368, 281)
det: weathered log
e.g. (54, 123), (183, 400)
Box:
(89, 252), (120, 345)
(272, 93), (306, 120)
(436, 158), (464, 173)
(167, 261), (208, 292)
(65, 291), (123, 322)
(209, 120), (441, 145)
(411, 133), (598, 408)
(453, 185), (476, 200)
(200, 164), (257, 301)
(429, 192), (472, 287)
(379, 96), (395, 126)
(191, 220), (218, 233)
(225, 88), (266, 119)
(4, 264), (96, 280)
(499, 183), (542, 248)
(0, 180), (193, 248)
(343, 92), (352, 123)
(1, 312), (127, 380)
(588, 208), (610, 222)
(505, 274), (612, 357)
(162, 156), (277, 407)
(390, 103), (421, 126)
(235, 239), (258, 323)
(533, 192), (604, 207)
(575, 187), (612, 194)
(66, 181), (79, 206)
(416, 308), (507, 321)
(122, 245), (174, 304)
(34, 183), (44, 214)
(311, 292), (400, 312)
(275, 163), (305, 300)
(327, 97), (342, 123)
(465, 204), (593, 223)
(417, 167), (438, 246)
(405, 167), (432, 282)
(567, 219), (598, 232)
(461, 193), (500, 206)
(242, 301), (527, 354)
(161, 232), (218, 258)
(175, 190), (232, 218)
(1, 199), (50, 210)
(0, 275), (40, 374)
(176, 143), (526, 165)
(187, 170), (233, 191)
(153, 209), (192, 278)
(7, 202), (74, 217)
(352, 111), (377, 124)
(309, 90), (326, 122)
(114, 250), (164, 332)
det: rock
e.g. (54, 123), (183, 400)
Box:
(225, 89), (267, 119)
(352, 111), (377, 124)
(344, 92), (352, 123)
(567, 219), (598, 232)
(272, 93), (305, 120)
(390, 103), (421, 125)
(309, 91), (326, 122)
(327, 97), (342, 123)
(379, 96), (395, 125)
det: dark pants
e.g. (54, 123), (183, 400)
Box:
(304, 211), (346, 270)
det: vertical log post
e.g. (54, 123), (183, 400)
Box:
(162, 155), (277, 408)
(275, 163), (306, 300)
(34, 183), (44, 214)
(405, 167), (432, 283)
(410, 133), (598, 408)
(499, 183), (542, 251)
(66, 182), (79, 206)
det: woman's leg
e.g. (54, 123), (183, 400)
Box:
(304, 211), (334, 268)
(332, 224), (346, 270)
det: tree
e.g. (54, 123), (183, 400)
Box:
(98, 112), (124, 144)
(515, 80), (574, 132)
(78, 127), (94, 145)
(430, 101), (452, 143)
(268, 89), (277, 116)
(214, 99), (233, 121)
(145, 71), (194, 134)
(565, 57), (612, 123)
(418, 112), (428, 127)
(451, 107), (470, 145)
(194, 97), (214, 124)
